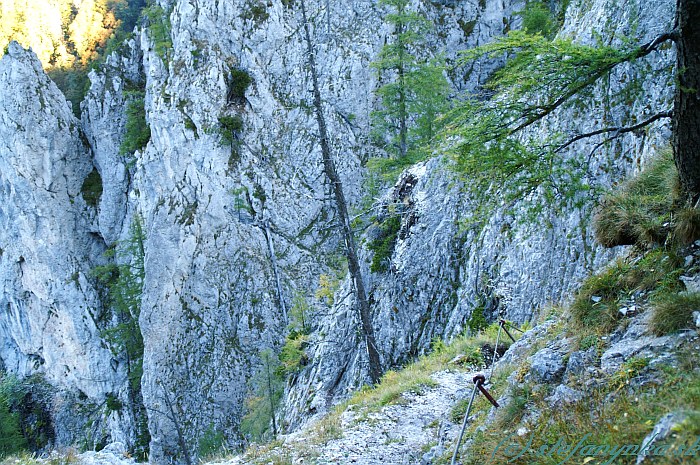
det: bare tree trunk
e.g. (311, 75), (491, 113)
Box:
(159, 381), (192, 465)
(397, 20), (407, 158)
(265, 355), (278, 437)
(673, 0), (700, 200)
(299, 0), (383, 384)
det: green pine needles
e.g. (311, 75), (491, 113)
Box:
(443, 29), (668, 219)
(370, 0), (450, 179)
(94, 216), (146, 392)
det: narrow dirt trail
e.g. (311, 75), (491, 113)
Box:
(284, 370), (476, 464)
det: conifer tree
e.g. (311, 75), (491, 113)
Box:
(240, 350), (284, 442)
(371, 0), (450, 164)
(298, 0), (383, 384)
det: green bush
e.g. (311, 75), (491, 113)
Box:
(218, 114), (244, 145)
(227, 68), (253, 101)
(280, 334), (309, 375)
(81, 168), (103, 208)
(467, 305), (489, 333)
(0, 375), (28, 459)
(241, 2), (269, 24)
(105, 393), (123, 412)
(198, 426), (226, 459)
(368, 215), (401, 273)
(0, 374), (53, 454)
(120, 92), (151, 159)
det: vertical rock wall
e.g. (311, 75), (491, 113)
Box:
(0, 0), (678, 461)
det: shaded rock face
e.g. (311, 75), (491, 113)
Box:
(0, 0), (678, 462)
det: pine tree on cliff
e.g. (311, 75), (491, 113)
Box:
(298, 0), (383, 384)
(446, 0), (700, 207)
(371, 0), (449, 162)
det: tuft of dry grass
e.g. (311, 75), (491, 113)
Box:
(650, 291), (700, 335)
(593, 151), (680, 248)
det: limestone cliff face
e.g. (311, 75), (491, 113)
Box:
(106, 0), (519, 460)
(0, 41), (135, 446)
(0, 0), (677, 461)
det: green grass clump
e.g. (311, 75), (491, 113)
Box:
(650, 291), (700, 335)
(570, 259), (630, 332)
(593, 151), (692, 248)
(571, 248), (684, 333)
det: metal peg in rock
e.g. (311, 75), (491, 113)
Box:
(473, 374), (499, 408)
(451, 374), (500, 465)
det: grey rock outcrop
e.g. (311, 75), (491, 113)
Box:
(0, 42), (132, 446)
(545, 385), (584, 407)
(528, 348), (567, 383)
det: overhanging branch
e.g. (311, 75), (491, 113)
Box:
(509, 31), (676, 135)
(554, 110), (673, 153)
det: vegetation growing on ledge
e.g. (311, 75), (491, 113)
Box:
(368, 214), (401, 273)
(227, 68), (253, 102)
(81, 168), (103, 208)
(593, 151), (700, 249)
(218, 115), (244, 144)
(120, 91), (151, 161)
(241, 2), (270, 25)
(143, 4), (173, 65)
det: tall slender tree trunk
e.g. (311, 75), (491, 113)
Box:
(265, 354), (278, 437)
(159, 382), (192, 465)
(673, 0), (700, 200)
(299, 0), (383, 384)
(396, 7), (408, 159)
(398, 36), (407, 159)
